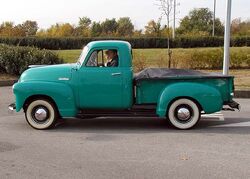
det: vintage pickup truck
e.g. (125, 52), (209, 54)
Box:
(9, 40), (240, 130)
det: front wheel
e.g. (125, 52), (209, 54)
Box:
(25, 99), (58, 130)
(167, 98), (201, 130)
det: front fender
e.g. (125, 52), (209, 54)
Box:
(13, 81), (77, 117)
(157, 82), (223, 117)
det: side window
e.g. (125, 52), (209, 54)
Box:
(86, 51), (98, 67)
(86, 49), (119, 67)
(105, 49), (119, 67)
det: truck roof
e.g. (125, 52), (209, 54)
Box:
(86, 40), (133, 67)
(87, 40), (131, 50)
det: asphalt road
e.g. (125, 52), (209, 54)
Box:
(1, 86), (250, 179)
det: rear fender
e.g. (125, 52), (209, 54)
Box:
(13, 81), (77, 117)
(157, 82), (223, 117)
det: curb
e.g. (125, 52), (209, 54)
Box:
(0, 80), (17, 87)
(235, 90), (250, 99)
(0, 80), (250, 98)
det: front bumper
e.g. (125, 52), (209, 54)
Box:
(8, 103), (16, 112)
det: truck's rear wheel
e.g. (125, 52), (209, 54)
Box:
(167, 98), (201, 130)
(25, 99), (58, 130)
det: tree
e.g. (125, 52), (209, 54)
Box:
(79, 17), (91, 28)
(36, 29), (46, 37)
(56, 23), (74, 37)
(161, 25), (173, 38)
(37, 23), (74, 37)
(156, 0), (174, 68)
(231, 18), (250, 36)
(177, 8), (224, 36)
(0, 22), (25, 37)
(21, 20), (38, 36)
(144, 19), (161, 37)
(0, 22), (14, 36)
(101, 18), (118, 36)
(74, 17), (92, 37)
(90, 22), (102, 37)
(133, 30), (143, 37)
(117, 17), (134, 36)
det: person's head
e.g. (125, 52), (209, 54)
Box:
(105, 49), (118, 60)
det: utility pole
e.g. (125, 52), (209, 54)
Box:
(172, 0), (176, 39)
(212, 0), (216, 36)
(223, 0), (232, 75)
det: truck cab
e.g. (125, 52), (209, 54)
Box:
(10, 40), (240, 130)
(74, 41), (133, 110)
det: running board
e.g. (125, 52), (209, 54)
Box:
(77, 105), (158, 118)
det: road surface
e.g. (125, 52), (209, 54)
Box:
(0, 86), (250, 179)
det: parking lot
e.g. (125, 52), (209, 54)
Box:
(1, 86), (250, 179)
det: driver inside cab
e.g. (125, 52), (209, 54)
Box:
(105, 49), (119, 67)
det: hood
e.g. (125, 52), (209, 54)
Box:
(19, 64), (74, 83)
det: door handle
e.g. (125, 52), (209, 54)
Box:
(111, 73), (122, 76)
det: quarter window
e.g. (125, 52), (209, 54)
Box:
(86, 51), (98, 67)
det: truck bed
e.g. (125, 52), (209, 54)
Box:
(134, 68), (234, 104)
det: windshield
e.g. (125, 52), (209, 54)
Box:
(77, 46), (89, 65)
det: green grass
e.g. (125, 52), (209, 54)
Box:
(55, 47), (250, 64)
(55, 50), (81, 63)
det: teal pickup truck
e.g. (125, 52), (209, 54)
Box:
(9, 40), (240, 130)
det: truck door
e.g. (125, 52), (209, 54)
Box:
(78, 49), (125, 109)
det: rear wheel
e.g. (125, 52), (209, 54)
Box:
(25, 99), (58, 130)
(167, 98), (201, 130)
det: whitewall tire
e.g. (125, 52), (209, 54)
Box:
(167, 98), (201, 130)
(25, 99), (58, 130)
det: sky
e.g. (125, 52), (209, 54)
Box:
(0, 0), (249, 30)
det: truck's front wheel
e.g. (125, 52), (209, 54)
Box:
(167, 98), (201, 130)
(25, 99), (58, 130)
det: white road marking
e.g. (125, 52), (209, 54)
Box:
(202, 112), (225, 121)
(212, 121), (250, 127)
(201, 112), (250, 128)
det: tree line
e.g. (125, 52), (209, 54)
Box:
(0, 8), (249, 38)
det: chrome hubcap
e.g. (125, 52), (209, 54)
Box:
(177, 108), (191, 121)
(34, 108), (48, 121)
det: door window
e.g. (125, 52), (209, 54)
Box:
(86, 49), (119, 67)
